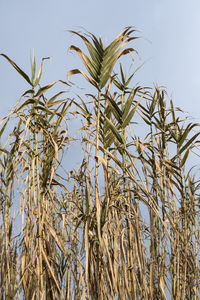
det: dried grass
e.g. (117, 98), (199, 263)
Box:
(0, 28), (200, 299)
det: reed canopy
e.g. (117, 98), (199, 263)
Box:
(0, 27), (200, 299)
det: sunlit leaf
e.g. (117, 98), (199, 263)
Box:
(68, 27), (137, 90)
(178, 133), (199, 155)
(122, 106), (137, 128)
(104, 116), (123, 144)
(180, 148), (190, 168)
(0, 119), (9, 138)
(35, 81), (58, 97)
(67, 69), (98, 89)
(34, 56), (50, 87)
(30, 49), (36, 83)
(178, 123), (199, 149)
(106, 95), (122, 124)
(1, 53), (32, 86)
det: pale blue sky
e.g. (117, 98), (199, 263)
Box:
(1, 0), (200, 120)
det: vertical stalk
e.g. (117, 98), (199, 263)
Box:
(32, 97), (44, 298)
(95, 91), (102, 244)
(95, 90), (102, 298)
(121, 91), (134, 295)
(4, 185), (10, 298)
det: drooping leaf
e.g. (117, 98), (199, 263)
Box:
(14, 99), (37, 112)
(22, 89), (34, 97)
(68, 45), (99, 81)
(73, 98), (91, 120)
(1, 53), (32, 86)
(178, 123), (199, 149)
(48, 91), (66, 104)
(67, 69), (98, 89)
(178, 132), (200, 155)
(35, 81), (58, 97)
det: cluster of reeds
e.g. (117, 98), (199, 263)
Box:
(0, 27), (200, 299)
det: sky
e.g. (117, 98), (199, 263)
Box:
(1, 0), (200, 118)
(1, 0), (200, 170)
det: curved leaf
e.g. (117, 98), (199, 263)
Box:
(68, 27), (137, 90)
(1, 53), (32, 86)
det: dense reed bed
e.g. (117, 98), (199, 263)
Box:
(0, 27), (200, 299)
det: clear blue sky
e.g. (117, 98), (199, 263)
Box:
(1, 1), (200, 119)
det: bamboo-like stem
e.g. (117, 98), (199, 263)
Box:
(95, 91), (102, 245)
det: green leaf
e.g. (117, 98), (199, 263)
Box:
(14, 99), (37, 112)
(47, 91), (66, 105)
(125, 72), (134, 87)
(113, 78), (123, 91)
(0, 119), (9, 138)
(68, 45), (99, 82)
(122, 90), (135, 120)
(35, 81), (58, 97)
(30, 49), (36, 83)
(149, 94), (157, 116)
(69, 31), (102, 66)
(120, 63), (126, 84)
(33, 106), (53, 114)
(178, 132), (200, 155)
(67, 69), (98, 89)
(106, 95), (122, 124)
(170, 99), (176, 124)
(139, 114), (151, 126)
(73, 99), (90, 120)
(122, 106), (137, 128)
(47, 98), (66, 108)
(22, 89), (34, 97)
(104, 133), (115, 149)
(180, 148), (190, 168)
(68, 27), (137, 90)
(99, 144), (122, 168)
(178, 123), (199, 149)
(1, 53), (32, 86)
(104, 116), (123, 144)
(122, 93), (143, 127)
